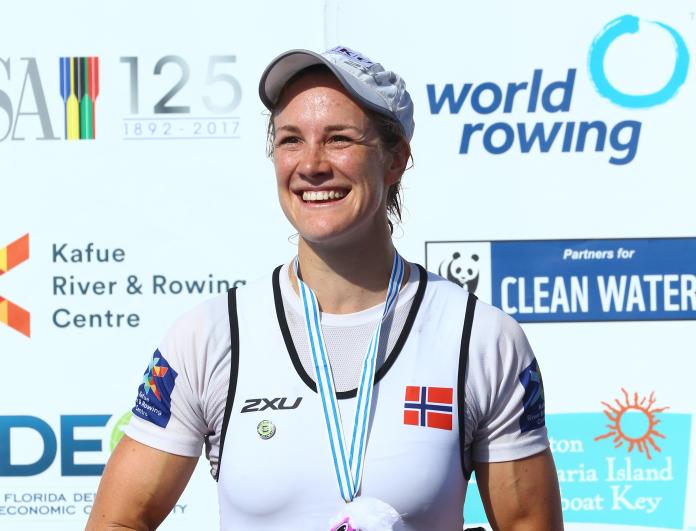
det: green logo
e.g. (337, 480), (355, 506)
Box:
(110, 411), (133, 451)
(257, 419), (276, 440)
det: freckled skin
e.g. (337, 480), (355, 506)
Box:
(272, 71), (399, 250)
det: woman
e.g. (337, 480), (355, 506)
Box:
(86, 46), (563, 531)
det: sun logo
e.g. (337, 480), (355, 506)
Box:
(594, 388), (669, 460)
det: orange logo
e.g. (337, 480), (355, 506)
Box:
(594, 388), (668, 460)
(0, 234), (30, 337)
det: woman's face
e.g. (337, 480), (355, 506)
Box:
(272, 70), (403, 248)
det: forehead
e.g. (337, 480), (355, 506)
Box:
(273, 70), (370, 125)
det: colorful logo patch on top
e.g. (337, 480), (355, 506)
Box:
(519, 358), (545, 433)
(404, 386), (453, 430)
(132, 349), (178, 428)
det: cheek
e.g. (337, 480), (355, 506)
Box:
(273, 156), (293, 187)
(332, 151), (388, 184)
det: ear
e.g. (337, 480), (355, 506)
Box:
(384, 139), (411, 186)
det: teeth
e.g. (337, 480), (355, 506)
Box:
(302, 190), (346, 202)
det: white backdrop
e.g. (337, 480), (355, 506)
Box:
(1, 1), (694, 529)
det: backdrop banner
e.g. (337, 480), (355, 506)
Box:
(1, 1), (693, 530)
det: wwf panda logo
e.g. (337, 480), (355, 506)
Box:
(439, 252), (479, 292)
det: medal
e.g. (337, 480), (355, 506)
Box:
(295, 252), (405, 530)
(328, 496), (403, 531)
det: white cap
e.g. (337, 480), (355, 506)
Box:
(259, 45), (415, 141)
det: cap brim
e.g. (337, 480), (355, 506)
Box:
(258, 49), (395, 121)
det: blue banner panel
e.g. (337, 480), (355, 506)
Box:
(490, 238), (696, 322)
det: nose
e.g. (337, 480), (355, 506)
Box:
(298, 142), (331, 181)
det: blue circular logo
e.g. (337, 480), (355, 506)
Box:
(588, 14), (690, 108)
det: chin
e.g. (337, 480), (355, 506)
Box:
(297, 227), (352, 247)
(285, 201), (387, 248)
(298, 219), (387, 250)
(291, 212), (354, 244)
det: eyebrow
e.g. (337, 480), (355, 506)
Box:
(275, 124), (363, 134)
(325, 124), (362, 133)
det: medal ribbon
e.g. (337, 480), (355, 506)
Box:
(295, 253), (405, 502)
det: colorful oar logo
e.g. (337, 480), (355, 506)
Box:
(0, 234), (30, 337)
(60, 57), (99, 140)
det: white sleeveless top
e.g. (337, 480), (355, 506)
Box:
(125, 262), (549, 531)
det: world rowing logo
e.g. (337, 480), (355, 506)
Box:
(588, 15), (689, 108)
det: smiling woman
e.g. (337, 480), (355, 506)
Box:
(266, 65), (408, 234)
(86, 46), (563, 531)
(270, 67), (407, 268)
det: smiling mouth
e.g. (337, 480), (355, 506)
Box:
(301, 189), (347, 203)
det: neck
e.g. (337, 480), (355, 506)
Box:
(291, 230), (397, 314)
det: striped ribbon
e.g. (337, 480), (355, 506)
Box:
(295, 253), (405, 502)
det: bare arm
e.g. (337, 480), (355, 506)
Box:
(474, 448), (563, 531)
(85, 435), (198, 531)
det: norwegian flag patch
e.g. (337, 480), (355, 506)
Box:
(403, 386), (454, 430)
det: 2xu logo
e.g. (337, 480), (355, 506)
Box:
(241, 397), (303, 413)
(0, 234), (30, 337)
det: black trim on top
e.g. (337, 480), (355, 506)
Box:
(272, 263), (428, 400)
(215, 287), (240, 482)
(458, 292), (477, 480)
(272, 265), (317, 392)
